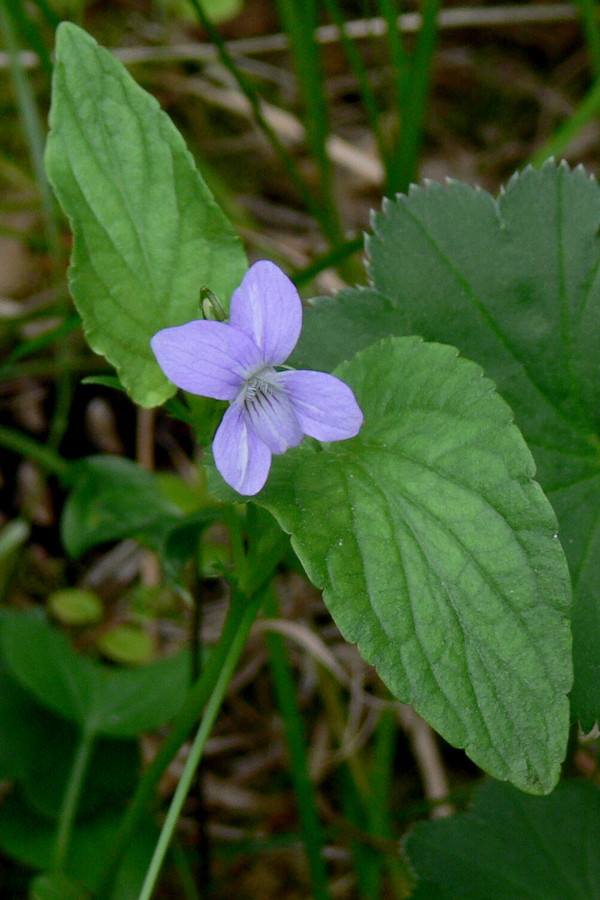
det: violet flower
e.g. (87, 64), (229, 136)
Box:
(151, 260), (363, 495)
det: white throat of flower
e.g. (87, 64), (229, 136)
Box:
(239, 366), (279, 410)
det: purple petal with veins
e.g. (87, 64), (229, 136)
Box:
(229, 260), (302, 366)
(213, 403), (272, 495)
(242, 383), (304, 454)
(151, 260), (364, 496)
(280, 370), (364, 441)
(151, 320), (262, 400)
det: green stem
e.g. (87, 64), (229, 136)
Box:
(137, 594), (261, 900)
(185, 0), (323, 231)
(0, 4), (74, 452)
(378, 0), (409, 110)
(369, 709), (408, 899)
(53, 728), (95, 871)
(388, 0), (441, 194)
(170, 840), (201, 900)
(264, 590), (331, 900)
(575, 0), (600, 79)
(292, 235), (364, 288)
(532, 76), (600, 167)
(0, 425), (71, 482)
(275, 0), (344, 246)
(97, 588), (263, 899)
(321, 0), (389, 172)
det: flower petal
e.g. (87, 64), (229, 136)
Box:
(244, 387), (304, 455)
(213, 403), (272, 495)
(151, 320), (262, 400)
(280, 370), (364, 442)
(229, 261), (302, 366)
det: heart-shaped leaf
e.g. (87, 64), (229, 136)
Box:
(405, 779), (600, 899)
(295, 161), (595, 727)
(258, 336), (572, 792)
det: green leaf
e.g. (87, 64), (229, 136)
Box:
(45, 22), (247, 407)
(405, 779), (600, 899)
(0, 790), (157, 900)
(157, 0), (244, 24)
(0, 656), (48, 782)
(299, 161), (598, 728)
(0, 518), (30, 597)
(0, 610), (191, 738)
(23, 732), (139, 822)
(61, 455), (182, 557)
(0, 656), (139, 819)
(47, 588), (104, 626)
(96, 624), (155, 665)
(289, 287), (403, 373)
(29, 872), (91, 900)
(256, 336), (572, 793)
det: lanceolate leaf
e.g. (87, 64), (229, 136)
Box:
(45, 22), (247, 407)
(405, 779), (600, 899)
(297, 161), (597, 727)
(259, 336), (572, 793)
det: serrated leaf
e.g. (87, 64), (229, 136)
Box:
(45, 22), (247, 407)
(256, 336), (572, 792)
(0, 610), (191, 738)
(298, 161), (597, 727)
(405, 779), (600, 899)
(289, 287), (403, 372)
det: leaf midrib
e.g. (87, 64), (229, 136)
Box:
(392, 198), (593, 443)
(349, 456), (546, 776)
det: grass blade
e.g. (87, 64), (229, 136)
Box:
(388, 0), (441, 193)
(321, 0), (390, 171)
(574, 0), (600, 78)
(275, 0), (344, 244)
(264, 590), (331, 900)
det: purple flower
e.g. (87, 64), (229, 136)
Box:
(151, 260), (363, 495)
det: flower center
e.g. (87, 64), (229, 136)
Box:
(241, 367), (278, 408)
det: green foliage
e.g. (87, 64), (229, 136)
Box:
(405, 779), (600, 898)
(47, 588), (104, 626)
(0, 661), (139, 819)
(296, 160), (599, 728)
(0, 610), (191, 738)
(96, 624), (156, 666)
(61, 455), (182, 557)
(257, 336), (572, 793)
(0, 790), (157, 899)
(29, 872), (92, 900)
(45, 22), (247, 407)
